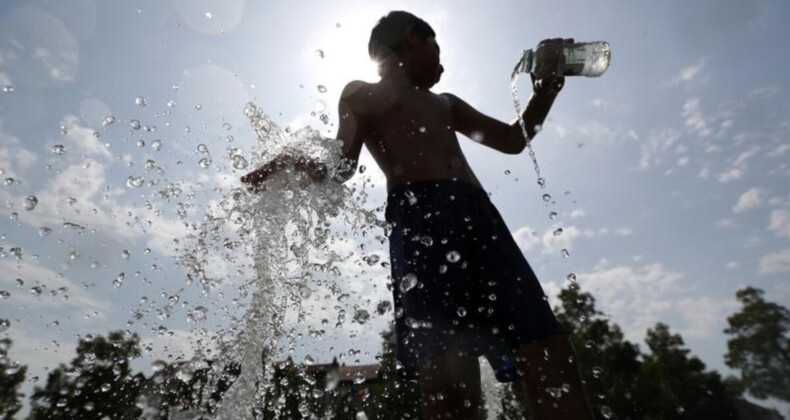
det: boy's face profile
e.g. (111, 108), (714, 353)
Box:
(402, 31), (443, 89)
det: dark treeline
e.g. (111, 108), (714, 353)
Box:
(0, 285), (786, 419)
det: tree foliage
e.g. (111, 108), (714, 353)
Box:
(0, 338), (27, 420)
(725, 287), (790, 402)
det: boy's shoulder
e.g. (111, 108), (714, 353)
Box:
(340, 80), (399, 115)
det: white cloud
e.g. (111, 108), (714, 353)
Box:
(767, 143), (790, 157)
(676, 156), (689, 166)
(768, 209), (790, 238)
(614, 228), (633, 236)
(0, 131), (37, 178)
(675, 297), (736, 339)
(717, 167), (743, 183)
(733, 187), (765, 213)
(758, 248), (790, 275)
(512, 226), (540, 252)
(569, 208), (587, 219)
(682, 98), (712, 137)
(60, 114), (112, 159)
(697, 164), (711, 179)
(638, 129), (681, 171)
(725, 261), (739, 269)
(716, 218), (737, 230)
(668, 59), (706, 86)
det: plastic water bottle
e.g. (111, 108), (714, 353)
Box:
(515, 41), (611, 78)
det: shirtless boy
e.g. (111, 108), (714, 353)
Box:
(243, 11), (594, 420)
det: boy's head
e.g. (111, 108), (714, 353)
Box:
(369, 11), (443, 88)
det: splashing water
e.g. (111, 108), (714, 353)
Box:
(167, 102), (383, 419)
(510, 65), (545, 191)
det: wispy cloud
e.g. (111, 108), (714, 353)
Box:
(758, 248), (790, 275)
(668, 58), (707, 86)
(768, 209), (790, 238)
(682, 97), (712, 138)
(732, 187), (766, 213)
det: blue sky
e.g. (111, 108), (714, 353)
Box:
(1, 0), (789, 415)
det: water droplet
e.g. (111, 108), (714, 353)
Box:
(353, 309), (370, 324)
(2, 85), (14, 93)
(420, 235), (433, 247)
(51, 144), (66, 155)
(121, 250), (130, 260)
(355, 411), (368, 420)
(151, 139), (162, 151)
(194, 103), (203, 110)
(166, 99), (176, 108)
(561, 249), (570, 258)
(38, 227), (52, 236)
(126, 176), (144, 188)
(69, 251), (79, 260)
(446, 251), (461, 263)
(198, 157), (212, 169)
(30, 286), (43, 296)
(222, 122), (232, 131)
(542, 193), (551, 202)
(112, 273), (125, 288)
(537, 177), (546, 187)
(419, 126), (426, 133)
(399, 273), (418, 293)
(0, 291), (8, 300)
(130, 119), (141, 130)
(232, 155), (248, 170)
(317, 85), (327, 93)
(205, 11), (213, 19)
(100, 382), (112, 392)
(592, 366), (603, 378)
(0, 319), (10, 332)
(471, 131), (484, 143)
(553, 228), (563, 236)
(192, 306), (208, 322)
(457, 307), (467, 317)
(439, 264), (448, 274)
(505, 169), (511, 175)
(600, 405), (612, 419)
(488, 293), (497, 301)
(566, 273), (576, 282)
(363, 254), (380, 266)
(102, 115), (116, 126)
(135, 96), (147, 107)
(24, 196), (38, 211)
(151, 360), (167, 373)
(316, 49), (325, 58)
(359, 165), (366, 173)
(197, 143), (208, 153)
(549, 211), (557, 220)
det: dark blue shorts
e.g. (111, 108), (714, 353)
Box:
(385, 179), (566, 382)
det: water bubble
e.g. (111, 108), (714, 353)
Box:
(100, 382), (112, 392)
(135, 96), (147, 107)
(24, 196), (38, 211)
(376, 301), (391, 315)
(166, 99), (176, 108)
(542, 193), (551, 202)
(549, 211), (557, 220)
(194, 104), (203, 110)
(399, 273), (418, 293)
(222, 122), (232, 131)
(592, 366), (603, 378)
(4, 178), (15, 186)
(130, 119), (141, 130)
(457, 307), (467, 317)
(420, 235), (433, 247)
(363, 254), (380, 266)
(126, 176), (144, 188)
(197, 143), (208, 153)
(600, 406), (613, 419)
(315, 49), (325, 58)
(232, 155), (248, 170)
(0, 291), (9, 300)
(51, 145), (66, 155)
(121, 250), (130, 259)
(205, 11), (213, 19)
(151, 139), (162, 151)
(553, 228), (563, 236)
(505, 169), (511, 175)
(446, 251), (461, 263)
(192, 306), (208, 322)
(151, 360), (167, 372)
(561, 249), (570, 258)
(0, 319), (9, 332)
(69, 251), (79, 260)
(566, 273), (576, 282)
(112, 273), (125, 288)
(353, 309), (370, 324)
(419, 126), (427, 133)
(30, 286), (43, 296)
(439, 264), (448, 274)
(102, 115), (116, 126)
(136, 140), (145, 147)
(537, 177), (546, 187)
(198, 157), (212, 169)
(317, 85), (327, 93)
(359, 165), (366, 173)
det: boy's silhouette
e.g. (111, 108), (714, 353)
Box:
(243, 11), (594, 420)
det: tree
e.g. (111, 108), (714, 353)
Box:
(366, 322), (421, 419)
(724, 287), (790, 402)
(640, 323), (738, 419)
(28, 331), (146, 420)
(0, 338), (27, 420)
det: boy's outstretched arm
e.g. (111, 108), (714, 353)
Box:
(240, 81), (366, 190)
(444, 37), (572, 154)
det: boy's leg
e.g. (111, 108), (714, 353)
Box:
(515, 333), (595, 420)
(419, 353), (481, 420)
